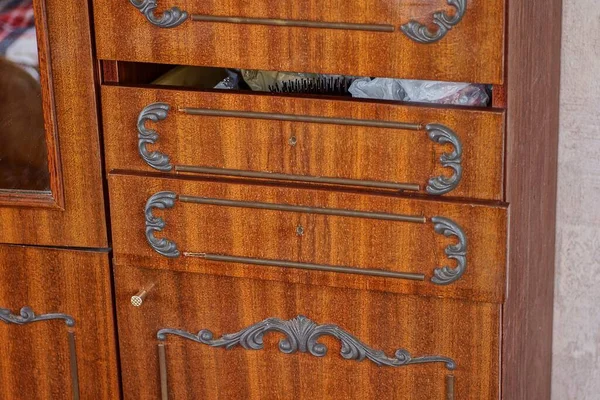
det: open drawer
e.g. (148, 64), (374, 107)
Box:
(94, 1), (505, 84)
(115, 264), (500, 400)
(102, 85), (505, 201)
(108, 174), (507, 303)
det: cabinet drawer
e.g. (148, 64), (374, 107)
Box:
(102, 86), (505, 201)
(108, 174), (507, 303)
(94, 1), (505, 84)
(115, 264), (500, 400)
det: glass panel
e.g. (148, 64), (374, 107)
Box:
(0, 0), (50, 191)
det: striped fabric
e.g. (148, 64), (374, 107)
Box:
(0, 0), (38, 79)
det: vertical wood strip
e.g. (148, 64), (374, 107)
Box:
(503, 0), (562, 398)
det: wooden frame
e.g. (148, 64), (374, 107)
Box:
(0, 0), (64, 209)
(0, 0), (107, 247)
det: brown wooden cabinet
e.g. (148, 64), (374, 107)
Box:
(0, 0), (561, 398)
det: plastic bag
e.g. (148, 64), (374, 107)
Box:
(348, 78), (407, 101)
(349, 77), (489, 106)
(397, 79), (489, 106)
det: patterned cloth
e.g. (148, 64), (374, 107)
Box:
(0, 0), (38, 79)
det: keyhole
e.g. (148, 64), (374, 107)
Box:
(296, 225), (304, 236)
(289, 136), (298, 146)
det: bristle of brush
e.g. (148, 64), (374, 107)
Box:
(269, 76), (354, 95)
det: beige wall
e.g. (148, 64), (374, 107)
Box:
(552, 1), (600, 398)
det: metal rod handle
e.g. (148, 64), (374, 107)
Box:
(137, 103), (463, 195)
(175, 166), (420, 191)
(184, 252), (425, 281)
(129, 0), (468, 43)
(68, 331), (80, 400)
(178, 195), (427, 224)
(179, 108), (423, 131)
(446, 374), (455, 400)
(158, 343), (168, 400)
(190, 14), (395, 32)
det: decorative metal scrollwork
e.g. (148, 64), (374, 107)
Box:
(426, 124), (463, 196)
(0, 306), (80, 398)
(129, 0), (188, 28)
(158, 315), (456, 370)
(137, 102), (173, 171)
(400, 0), (467, 44)
(431, 217), (467, 285)
(145, 191), (180, 258)
(0, 306), (75, 327)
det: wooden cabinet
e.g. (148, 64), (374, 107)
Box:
(0, 246), (119, 400)
(0, 0), (115, 398)
(0, 0), (561, 398)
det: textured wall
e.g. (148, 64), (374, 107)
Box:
(552, 1), (600, 398)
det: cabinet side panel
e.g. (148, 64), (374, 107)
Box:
(503, 0), (563, 398)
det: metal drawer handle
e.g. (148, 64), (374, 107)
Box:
(129, 0), (467, 43)
(137, 103), (463, 196)
(155, 315), (455, 400)
(144, 191), (467, 285)
(1, 306), (80, 400)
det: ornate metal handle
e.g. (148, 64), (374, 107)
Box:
(144, 192), (467, 285)
(137, 103), (463, 196)
(155, 315), (455, 399)
(129, 0), (467, 43)
(1, 306), (80, 399)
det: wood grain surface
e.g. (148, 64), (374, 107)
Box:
(108, 173), (507, 303)
(0, 0), (107, 247)
(115, 264), (501, 400)
(93, 0), (505, 84)
(102, 85), (505, 201)
(0, 245), (119, 400)
(502, 0), (563, 398)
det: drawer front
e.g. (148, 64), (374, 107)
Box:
(102, 86), (505, 201)
(94, 1), (505, 84)
(0, 246), (119, 400)
(108, 174), (507, 303)
(115, 264), (500, 400)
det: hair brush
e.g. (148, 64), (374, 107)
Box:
(269, 76), (355, 96)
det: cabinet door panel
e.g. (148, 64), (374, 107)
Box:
(115, 264), (501, 400)
(0, 245), (119, 400)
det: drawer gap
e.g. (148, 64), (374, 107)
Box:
(101, 61), (496, 109)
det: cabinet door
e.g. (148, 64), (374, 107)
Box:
(0, 0), (106, 247)
(115, 264), (501, 400)
(0, 245), (119, 400)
